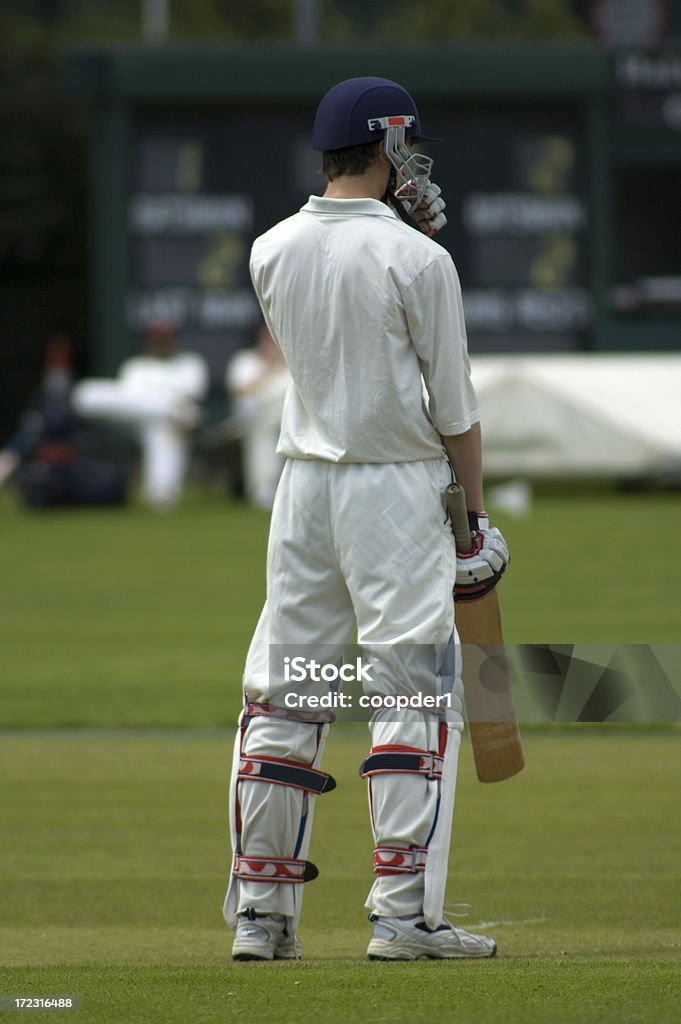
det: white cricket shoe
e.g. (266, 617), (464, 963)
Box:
(274, 925), (303, 961)
(232, 913), (301, 961)
(367, 914), (497, 961)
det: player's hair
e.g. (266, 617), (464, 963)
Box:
(322, 141), (382, 180)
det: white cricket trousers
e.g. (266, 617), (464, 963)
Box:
(231, 457), (464, 923)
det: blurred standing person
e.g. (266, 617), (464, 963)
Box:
(72, 323), (208, 510)
(226, 323), (289, 510)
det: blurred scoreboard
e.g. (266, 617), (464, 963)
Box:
(127, 109), (328, 377)
(128, 114), (260, 378)
(126, 105), (589, 373)
(65, 45), (681, 373)
(427, 108), (589, 352)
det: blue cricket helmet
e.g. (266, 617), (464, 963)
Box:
(312, 77), (427, 152)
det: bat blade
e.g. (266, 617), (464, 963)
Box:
(446, 483), (525, 784)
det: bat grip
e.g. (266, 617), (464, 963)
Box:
(445, 482), (473, 554)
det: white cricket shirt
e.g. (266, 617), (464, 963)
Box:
(250, 195), (479, 463)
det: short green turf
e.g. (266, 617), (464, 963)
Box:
(0, 731), (679, 1023)
(1, 488), (680, 729)
(1, 488), (680, 1022)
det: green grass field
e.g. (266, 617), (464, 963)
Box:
(1, 488), (680, 1022)
(2, 487), (680, 729)
(1, 731), (679, 1023)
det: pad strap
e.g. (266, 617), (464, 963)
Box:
(373, 845), (428, 875)
(232, 853), (319, 884)
(238, 755), (336, 794)
(360, 745), (443, 781)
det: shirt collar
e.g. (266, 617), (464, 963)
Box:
(301, 195), (395, 218)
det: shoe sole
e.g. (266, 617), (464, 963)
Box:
(232, 945), (300, 962)
(367, 941), (497, 961)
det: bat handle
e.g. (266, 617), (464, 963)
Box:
(445, 482), (473, 553)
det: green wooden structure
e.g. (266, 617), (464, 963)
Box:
(63, 44), (681, 375)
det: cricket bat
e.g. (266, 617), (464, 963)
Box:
(446, 482), (525, 783)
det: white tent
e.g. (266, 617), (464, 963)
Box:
(469, 353), (681, 477)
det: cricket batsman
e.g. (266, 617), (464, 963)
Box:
(224, 77), (510, 961)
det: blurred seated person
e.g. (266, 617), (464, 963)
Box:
(226, 322), (289, 510)
(0, 334), (127, 508)
(72, 323), (208, 511)
(0, 333), (75, 489)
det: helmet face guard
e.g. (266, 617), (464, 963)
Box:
(367, 115), (434, 207)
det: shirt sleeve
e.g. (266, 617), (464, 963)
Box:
(226, 351), (264, 395)
(403, 254), (480, 436)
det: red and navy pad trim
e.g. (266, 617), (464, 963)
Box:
(373, 845), (428, 875)
(238, 755), (336, 794)
(232, 853), (319, 884)
(359, 747), (443, 781)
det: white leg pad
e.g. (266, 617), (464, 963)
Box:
(423, 717), (462, 930)
(365, 652), (464, 929)
(223, 711), (330, 930)
(364, 716), (430, 919)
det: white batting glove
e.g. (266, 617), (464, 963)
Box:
(395, 181), (447, 237)
(454, 512), (509, 602)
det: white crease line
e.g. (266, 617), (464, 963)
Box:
(471, 916), (548, 928)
